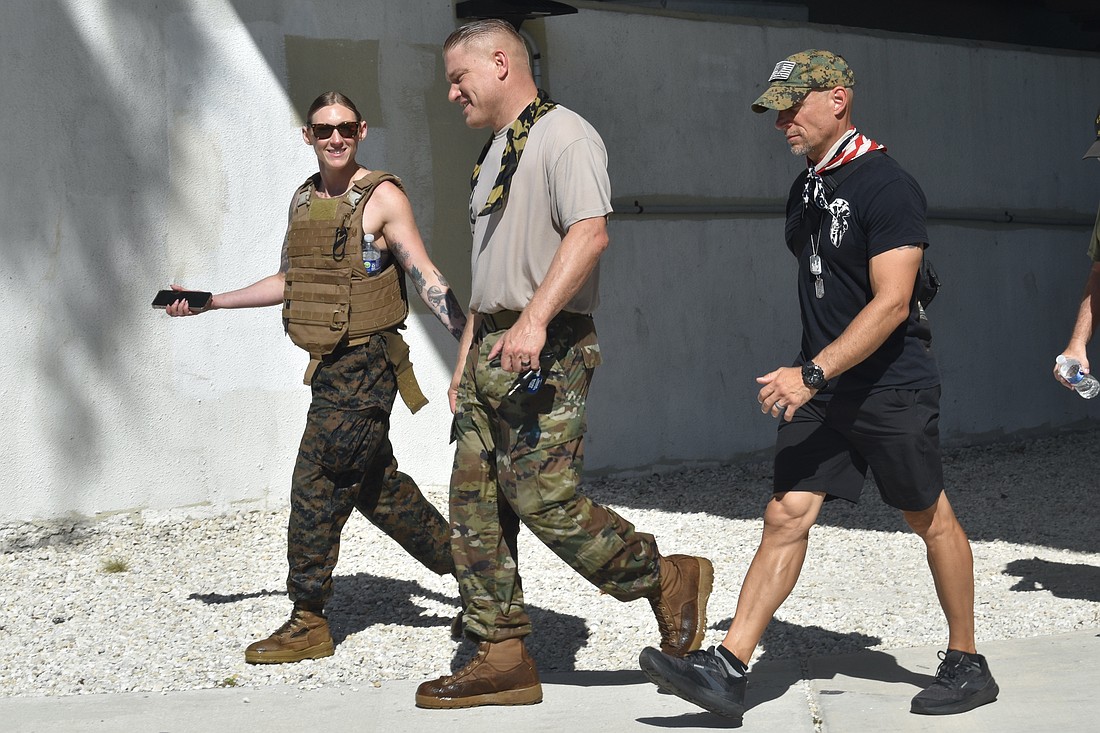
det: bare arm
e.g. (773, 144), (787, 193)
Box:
(449, 312), (480, 414)
(813, 245), (923, 379)
(370, 182), (466, 340)
(166, 188), (296, 318)
(1054, 260), (1100, 386)
(758, 244), (924, 421)
(489, 215), (609, 372)
(164, 274), (285, 317)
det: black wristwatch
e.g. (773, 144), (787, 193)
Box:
(802, 361), (829, 391)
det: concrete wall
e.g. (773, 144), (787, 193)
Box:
(548, 4), (1100, 470)
(2, 0), (1097, 522)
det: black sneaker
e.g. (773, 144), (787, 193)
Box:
(910, 649), (999, 715)
(639, 645), (747, 719)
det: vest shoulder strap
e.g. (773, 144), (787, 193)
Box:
(290, 174), (321, 222)
(345, 170), (405, 211)
(288, 170), (406, 226)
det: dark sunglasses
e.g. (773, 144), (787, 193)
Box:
(310, 121), (359, 140)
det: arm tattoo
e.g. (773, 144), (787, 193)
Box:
(427, 286), (449, 315)
(387, 240), (428, 292)
(427, 286), (467, 339)
(407, 264), (427, 293)
(388, 242), (466, 339)
(389, 239), (412, 267)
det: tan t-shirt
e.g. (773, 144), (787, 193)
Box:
(468, 106), (612, 314)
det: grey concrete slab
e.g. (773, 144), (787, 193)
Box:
(808, 630), (1100, 732)
(6, 632), (1096, 732)
(1, 661), (813, 733)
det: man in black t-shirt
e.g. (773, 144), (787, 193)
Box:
(639, 50), (999, 720)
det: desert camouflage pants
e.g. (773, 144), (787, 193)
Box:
(286, 336), (453, 610)
(451, 314), (660, 641)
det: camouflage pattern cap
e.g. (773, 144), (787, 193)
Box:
(1083, 107), (1100, 159)
(751, 49), (855, 114)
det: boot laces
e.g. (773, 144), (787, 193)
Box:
(649, 595), (675, 642)
(440, 643), (491, 684)
(273, 609), (313, 636)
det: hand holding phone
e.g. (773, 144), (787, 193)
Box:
(152, 288), (212, 313)
(490, 352), (552, 396)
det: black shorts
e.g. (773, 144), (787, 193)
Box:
(773, 386), (944, 512)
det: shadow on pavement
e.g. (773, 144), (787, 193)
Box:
(1004, 557), (1100, 602)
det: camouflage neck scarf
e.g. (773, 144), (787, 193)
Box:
(803, 127), (886, 210)
(471, 90), (557, 218)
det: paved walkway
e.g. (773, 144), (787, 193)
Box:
(4, 629), (1095, 732)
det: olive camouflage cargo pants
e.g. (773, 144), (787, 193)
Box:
(287, 336), (453, 609)
(451, 314), (660, 641)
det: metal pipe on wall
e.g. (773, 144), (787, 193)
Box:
(610, 199), (1094, 228)
(518, 28), (543, 89)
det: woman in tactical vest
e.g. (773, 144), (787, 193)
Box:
(164, 91), (466, 664)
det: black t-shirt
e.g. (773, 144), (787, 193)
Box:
(784, 152), (939, 394)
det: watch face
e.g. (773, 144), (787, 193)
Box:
(802, 363), (826, 389)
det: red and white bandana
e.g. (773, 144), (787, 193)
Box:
(804, 127), (886, 210)
(814, 126), (886, 174)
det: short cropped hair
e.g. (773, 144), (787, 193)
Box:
(444, 18), (525, 58)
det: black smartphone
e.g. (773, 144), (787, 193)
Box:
(151, 289), (212, 310)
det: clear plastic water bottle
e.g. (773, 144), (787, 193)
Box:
(362, 233), (381, 275)
(1056, 355), (1100, 399)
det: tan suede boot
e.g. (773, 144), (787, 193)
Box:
(415, 638), (543, 709)
(649, 554), (714, 657)
(244, 607), (334, 664)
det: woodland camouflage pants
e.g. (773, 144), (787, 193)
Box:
(286, 337), (453, 609)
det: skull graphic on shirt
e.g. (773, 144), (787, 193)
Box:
(828, 198), (851, 247)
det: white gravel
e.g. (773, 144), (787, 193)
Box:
(2, 430), (1099, 698)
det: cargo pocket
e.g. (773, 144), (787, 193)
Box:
(300, 408), (384, 475)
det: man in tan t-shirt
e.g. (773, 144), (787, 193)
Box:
(415, 19), (714, 710)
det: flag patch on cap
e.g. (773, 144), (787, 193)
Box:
(769, 61), (796, 82)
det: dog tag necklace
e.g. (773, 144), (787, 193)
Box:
(809, 233), (824, 298)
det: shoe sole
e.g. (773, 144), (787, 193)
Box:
(244, 640), (335, 664)
(639, 648), (745, 719)
(910, 682), (999, 715)
(415, 684), (543, 709)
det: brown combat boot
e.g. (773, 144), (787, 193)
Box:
(244, 607), (334, 664)
(415, 638), (543, 709)
(649, 554), (714, 657)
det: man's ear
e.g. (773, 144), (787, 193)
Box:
(492, 48), (509, 80)
(831, 86), (852, 117)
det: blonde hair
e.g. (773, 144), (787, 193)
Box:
(443, 19), (529, 69)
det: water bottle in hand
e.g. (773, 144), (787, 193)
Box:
(1056, 355), (1100, 399)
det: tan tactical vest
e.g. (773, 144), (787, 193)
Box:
(282, 171), (427, 412)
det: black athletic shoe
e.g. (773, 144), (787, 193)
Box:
(639, 645), (747, 719)
(910, 649), (999, 715)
